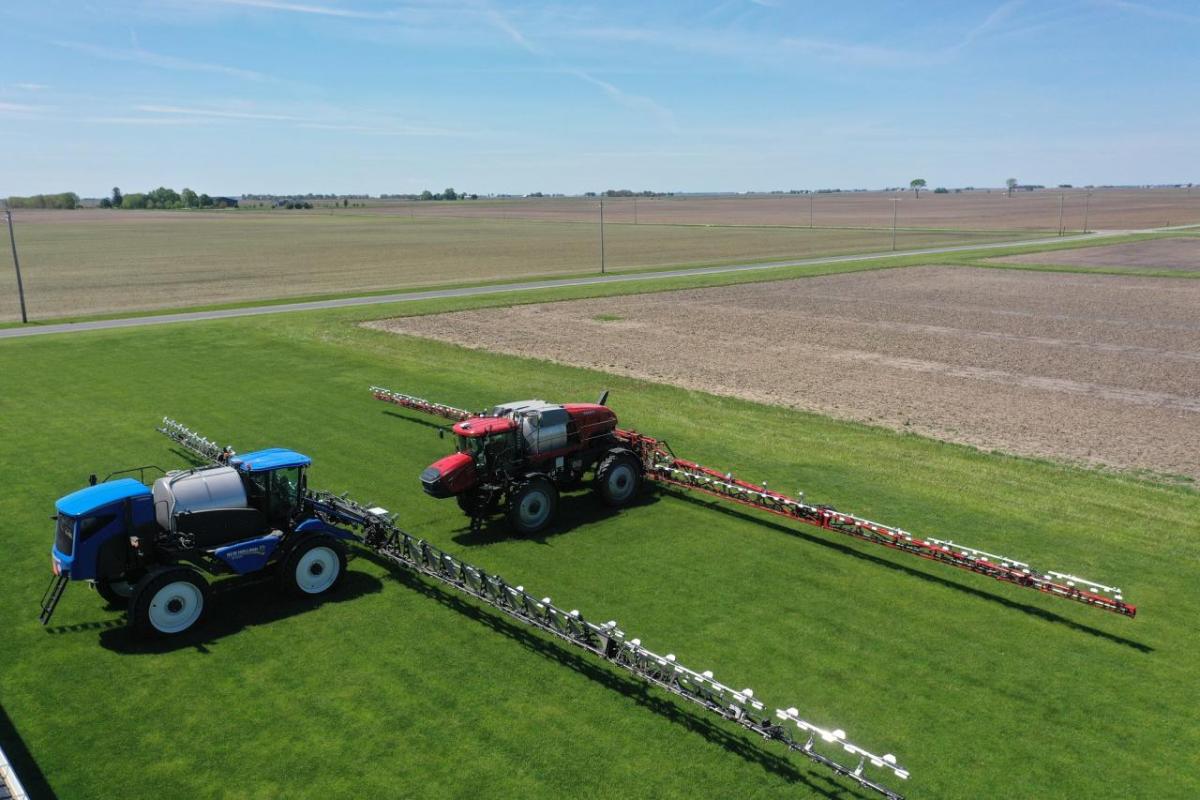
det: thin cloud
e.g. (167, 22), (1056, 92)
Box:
(138, 104), (299, 120)
(297, 121), (468, 136)
(207, 0), (395, 20)
(85, 116), (211, 126)
(53, 40), (271, 81)
(13, 83), (49, 91)
(1094, 0), (1200, 24)
(483, 6), (676, 128)
(0, 101), (53, 117)
(568, 69), (677, 129)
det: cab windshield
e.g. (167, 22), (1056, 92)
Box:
(457, 435), (485, 456)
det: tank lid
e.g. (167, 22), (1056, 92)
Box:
(232, 448), (311, 472)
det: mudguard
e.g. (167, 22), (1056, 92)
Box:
(294, 517), (358, 541)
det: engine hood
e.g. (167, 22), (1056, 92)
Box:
(420, 451), (478, 498)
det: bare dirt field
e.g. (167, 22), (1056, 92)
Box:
(370, 267), (1200, 481)
(990, 237), (1200, 271)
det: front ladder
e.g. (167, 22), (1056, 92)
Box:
(38, 574), (69, 625)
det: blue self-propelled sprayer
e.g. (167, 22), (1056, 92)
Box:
(37, 417), (912, 800)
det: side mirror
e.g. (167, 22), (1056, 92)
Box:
(596, 389), (610, 406)
(438, 429), (445, 439)
(88, 473), (97, 486)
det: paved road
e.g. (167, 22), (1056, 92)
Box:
(0, 227), (1174, 341)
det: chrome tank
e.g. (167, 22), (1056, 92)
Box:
(153, 465), (248, 530)
(519, 406), (569, 454)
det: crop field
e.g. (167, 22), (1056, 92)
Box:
(0, 209), (1026, 323)
(1, 272), (1198, 799)
(372, 265), (1200, 482)
(991, 237), (1200, 271)
(354, 187), (1200, 231)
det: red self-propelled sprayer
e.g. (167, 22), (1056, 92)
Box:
(372, 386), (1136, 618)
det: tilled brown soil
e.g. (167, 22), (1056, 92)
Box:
(369, 267), (1200, 480)
(991, 237), (1200, 270)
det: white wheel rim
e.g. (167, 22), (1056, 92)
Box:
(518, 490), (551, 528)
(607, 464), (635, 501)
(296, 546), (340, 594)
(148, 580), (204, 634)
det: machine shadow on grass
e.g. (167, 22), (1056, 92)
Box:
(353, 549), (868, 800)
(77, 565), (384, 655)
(0, 702), (56, 800)
(672, 492), (1153, 654)
(382, 409), (455, 433)
(451, 490), (661, 547)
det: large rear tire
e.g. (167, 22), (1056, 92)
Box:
(506, 477), (559, 535)
(594, 451), (642, 508)
(278, 536), (347, 598)
(128, 567), (210, 637)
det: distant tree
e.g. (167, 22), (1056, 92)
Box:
(933, 187), (949, 194)
(1006, 177), (1018, 196)
(343, 198), (349, 207)
(111, 187), (123, 208)
(1057, 184), (1073, 189)
(99, 197), (112, 208)
(469, 193), (478, 200)
(419, 190), (434, 201)
(199, 193), (213, 208)
(584, 191), (596, 197)
(121, 193), (147, 209)
(442, 187), (458, 201)
(181, 188), (199, 208)
(910, 178), (927, 198)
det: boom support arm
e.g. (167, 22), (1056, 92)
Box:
(157, 417), (911, 799)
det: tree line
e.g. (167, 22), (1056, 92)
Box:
(6, 192), (80, 209)
(100, 187), (233, 209)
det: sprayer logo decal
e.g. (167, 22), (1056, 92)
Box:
(230, 545), (268, 558)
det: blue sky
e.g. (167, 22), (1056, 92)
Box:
(1, 0), (1197, 196)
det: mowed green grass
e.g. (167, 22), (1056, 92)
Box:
(0, 211), (1027, 322)
(0, 307), (1197, 800)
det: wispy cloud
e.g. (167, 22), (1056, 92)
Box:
(483, 6), (676, 127)
(297, 121), (468, 136)
(53, 40), (271, 81)
(132, 102), (469, 136)
(567, 69), (676, 129)
(13, 83), (49, 91)
(1094, 0), (1200, 24)
(137, 104), (299, 120)
(0, 101), (53, 115)
(484, 8), (543, 55)
(207, 0), (396, 20)
(85, 116), (211, 126)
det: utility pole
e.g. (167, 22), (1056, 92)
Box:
(599, 197), (606, 274)
(4, 204), (28, 324)
(1057, 193), (1064, 236)
(1082, 191), (1092, 233)
(633, 196), (638, 225)
(809, 192), (814, 228)
(891, 198), (899, 251)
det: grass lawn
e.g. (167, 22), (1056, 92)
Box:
(1, 302), (1197, 799)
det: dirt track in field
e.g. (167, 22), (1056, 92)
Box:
(370, 267), (1200, 481)
(991, 237), (1200, 271)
